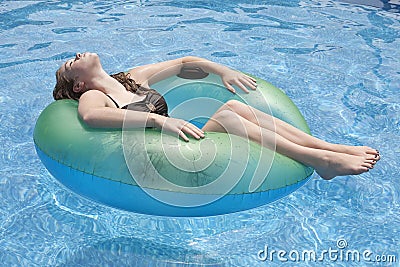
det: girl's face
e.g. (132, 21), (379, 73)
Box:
(59, 52), (101, 82)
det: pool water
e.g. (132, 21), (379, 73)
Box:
(0, 0), (399, 266)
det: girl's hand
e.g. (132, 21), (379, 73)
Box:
(155, 116), (205, 142)
(220, 69), (258, 94)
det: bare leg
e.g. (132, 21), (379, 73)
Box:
(215, 100), (379, 160)
(202, 109), (376, 180)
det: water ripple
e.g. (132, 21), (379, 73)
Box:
(97, 17), (120, 23)
(0, 43), (16, 49)
(0, 52), (75, 69)
(52, 27), (87, 34)
(167, 49), (194, 56)
(0, 1), (399, 266)
(27, 42), (52, 51)
(248, 13), (318, 30)
(179, 17), (266, 32)
(0, 1), (60, 31)
(211, 51), (238, 57)
(55, 236), (226, 267)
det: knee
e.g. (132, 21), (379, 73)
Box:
(213, 109), (237, 122)
(225, 99), (243, 111)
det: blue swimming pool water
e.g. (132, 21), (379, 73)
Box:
(0, 0), (399, 266)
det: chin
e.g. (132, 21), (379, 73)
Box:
(85, 52), (98, 58)
(86, 52), (101, 65)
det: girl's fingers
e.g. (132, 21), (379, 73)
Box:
(247, 77), (258, 88)
(182, 124), (204, 140)
(162, 118), (205, 142)
(175, 122), (205, 142)
(179, 131), (189, 142)
(223, 81), (236, 94)
(240, 77), (257, 90)
(183, 127), (201, 140)
(185, 121), (202, 131)
(225, 77), (257, 93)
(186, 123), (204, 135)
(234, 79), (250, 93)
(239, 82), (250, 93)
(245, 75), (257, 83)
(243, 75), (257, 85)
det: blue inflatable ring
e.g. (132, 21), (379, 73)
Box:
(34, 72), (314, 217)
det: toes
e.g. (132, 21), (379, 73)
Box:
(366, 153), (380, 161)
(366, 148), (379, 155)
(362, 162), (374, 169)
(362, 148), (380, 160)
(357, 166), (370, 174)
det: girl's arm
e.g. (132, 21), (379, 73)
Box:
(78, 90), (153, 128)
(128, 56), (257, 93)
(78, 90), (204, 141)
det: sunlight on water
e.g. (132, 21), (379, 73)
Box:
(0, 0), (399, 266)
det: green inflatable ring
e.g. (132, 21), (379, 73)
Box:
(34, 72), (314, 217)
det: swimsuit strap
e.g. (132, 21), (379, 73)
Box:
(106, 94), (120, 108)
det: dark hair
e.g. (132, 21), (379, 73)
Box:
(53, 71), (147, 100)
(53, 67), (80, 100)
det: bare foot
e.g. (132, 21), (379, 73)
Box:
(329, 144), (380, 161)
(312, 150), (376, 180)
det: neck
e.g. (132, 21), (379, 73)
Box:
(85, 69), (126, 95)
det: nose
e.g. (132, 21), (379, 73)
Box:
(75, 53), (82, 60)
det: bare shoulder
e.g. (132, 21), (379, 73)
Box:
(79, 90), (109, 107)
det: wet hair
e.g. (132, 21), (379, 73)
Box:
(53, 70), (147, 100)
(109, 72), (145, 93)
(53, 67), (79, 100)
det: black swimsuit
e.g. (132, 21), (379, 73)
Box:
(107, 89), (169, 117)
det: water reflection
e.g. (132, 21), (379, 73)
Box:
(339, 0), (400, 12)
(56, 236), (226, 267)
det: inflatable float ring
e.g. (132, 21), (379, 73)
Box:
(34, 69), (314, 217)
